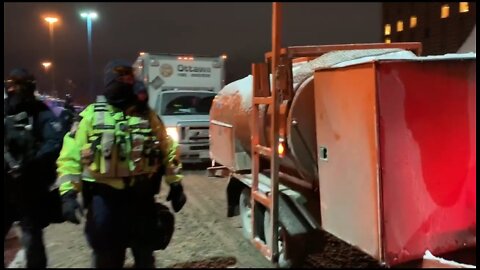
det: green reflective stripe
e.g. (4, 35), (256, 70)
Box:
(165, 174), (183, 185)
(88, 135), (100, 143)
(57, 174), (82, 195)
(59, 182), (76, 196)
(83, 177), (95, 182)
(56, 174), (81, 185)
(112, 113), (125, 121)
(82, 169), (96, 182)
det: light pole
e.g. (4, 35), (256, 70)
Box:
(44, 17), (58, 96)
(80, 11), (97, 100)
(41, 61), (54, 96)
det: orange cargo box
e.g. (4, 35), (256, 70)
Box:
(314, 56), (476, 266)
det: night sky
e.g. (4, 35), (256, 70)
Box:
(4, 2), (382, 104)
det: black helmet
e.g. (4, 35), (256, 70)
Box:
(103, 60), (134, 88)
(5, 68), (36, 93)
(5, 68), (37, 114)
(152, 203), (175, 250)
(103, 60), (135, 110)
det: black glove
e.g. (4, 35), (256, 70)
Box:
(166, 182), (187, 212)
(61, 190), (83, 224)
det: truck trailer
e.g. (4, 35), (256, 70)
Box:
(208, 3), (476, 268)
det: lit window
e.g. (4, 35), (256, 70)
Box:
(385, 38), (391, 44)
(384, 24), (391, 35)
(459, 2), (469, 13)
(441, 4), (450, 18)
(410, 16), (417, 28)
(397, 20), (404, 32)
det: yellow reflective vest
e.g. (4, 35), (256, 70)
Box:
(56, 96), (182, 195)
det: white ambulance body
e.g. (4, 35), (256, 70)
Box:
(133, 53), (226, 163)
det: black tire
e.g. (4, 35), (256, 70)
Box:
(239, 187), (265, 241)
(263, 210), (293, 268)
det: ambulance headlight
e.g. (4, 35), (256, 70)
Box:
(166, 127), (179, 141)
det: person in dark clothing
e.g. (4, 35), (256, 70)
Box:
(58, 93), (77, 134)
(4, 68), (65, 268)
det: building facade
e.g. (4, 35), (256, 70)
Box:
(382, 2), (476, 55)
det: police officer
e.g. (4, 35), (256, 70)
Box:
(4, 68), (64, 268)
(56, 60), (186, 268)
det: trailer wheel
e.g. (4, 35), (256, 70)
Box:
(239, 187), (265, 240)
(263, 210), (293, 268)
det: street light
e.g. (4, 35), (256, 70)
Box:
(80, 11), (98, 100)
(42, 62), (52, 70)
(44, 17), (59, 95)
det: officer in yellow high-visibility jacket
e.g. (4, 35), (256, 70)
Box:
(55, 60), (186, 268)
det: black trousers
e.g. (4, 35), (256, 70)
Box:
(4, 203), (47, 268)
(84, 181), (158, 268)
(4, 178), (54, 268)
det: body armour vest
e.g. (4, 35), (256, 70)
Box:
(83, 96), (163, 179)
